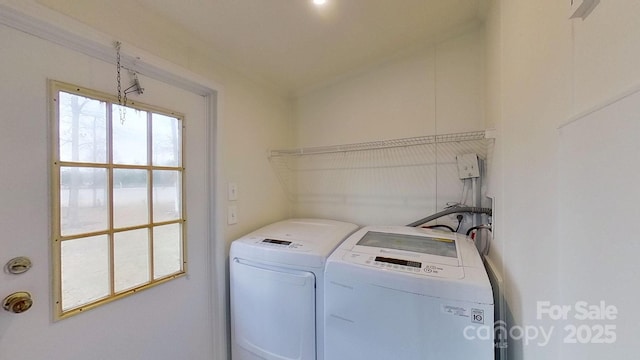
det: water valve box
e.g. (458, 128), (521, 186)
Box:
(456, 153), (480, 179)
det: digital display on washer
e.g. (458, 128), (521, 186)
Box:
(262, 239), (292, 245)
(357, 231), (457, 258)
(375, 256), (422, 268)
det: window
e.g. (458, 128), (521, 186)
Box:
(50, 81), (186, 319)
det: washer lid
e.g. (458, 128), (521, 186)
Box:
(344, 227), (462, 267)
(357, 230), (457, 258)
(327, 225), (492, 303)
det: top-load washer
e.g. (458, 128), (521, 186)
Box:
(230, 218), (359, 360)
(324, 225), (494, 360)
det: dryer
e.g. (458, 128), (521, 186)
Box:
(324, 226), (494, 360)
(230, 218), (359, 360)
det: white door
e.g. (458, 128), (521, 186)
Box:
(0, 23), (216, 359)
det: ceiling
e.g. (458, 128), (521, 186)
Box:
(39, 0), (487, 95)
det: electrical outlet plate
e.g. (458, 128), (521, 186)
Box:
(228, 205), (238, 225)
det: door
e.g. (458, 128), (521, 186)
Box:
(0, 23), (215, 359)
(231, 258), (316, 360)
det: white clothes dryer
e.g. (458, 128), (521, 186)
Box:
(324, 226), (494, 360)
(230, 218), (359, 360)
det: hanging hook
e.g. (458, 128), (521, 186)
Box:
(124, 72), (144, 96)
(114, 41), (144, 125)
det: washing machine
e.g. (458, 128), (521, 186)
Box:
(230, 218), (359, 360)
(324, 226), (494, 360)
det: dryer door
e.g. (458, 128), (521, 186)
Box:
(231, 259), (316, 360)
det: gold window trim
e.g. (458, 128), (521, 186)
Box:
(49, 80), (188, 320)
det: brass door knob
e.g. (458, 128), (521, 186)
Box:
(3, 292), (33, 314)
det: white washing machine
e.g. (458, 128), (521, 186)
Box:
(230, 218), (359, 360)
(324, 226), (494, 360)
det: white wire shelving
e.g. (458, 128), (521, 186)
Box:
(269, 131), (487, 158)
(268, 131), (492, 206)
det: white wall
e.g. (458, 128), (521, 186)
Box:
(559, 1), (640, 358)
(295, 27), (485, 147)
(293, 27), (486, 226)
(485, 0), (640, 358)
(486, 0), (569, 357)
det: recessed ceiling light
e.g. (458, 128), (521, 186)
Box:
(313, 0), (327, 6)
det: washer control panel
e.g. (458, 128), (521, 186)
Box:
(343, 252), (464, 279)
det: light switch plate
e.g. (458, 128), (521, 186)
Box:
(228, 182), (238, 201)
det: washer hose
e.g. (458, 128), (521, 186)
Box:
(407, 207), (492, 228)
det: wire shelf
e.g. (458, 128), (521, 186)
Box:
(269, 131), (486, 157)
(268, 130), (492, 215)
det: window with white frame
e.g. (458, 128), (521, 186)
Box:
(50, 81), (186, 318)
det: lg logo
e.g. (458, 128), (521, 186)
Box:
(472, 309), (485, 324)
